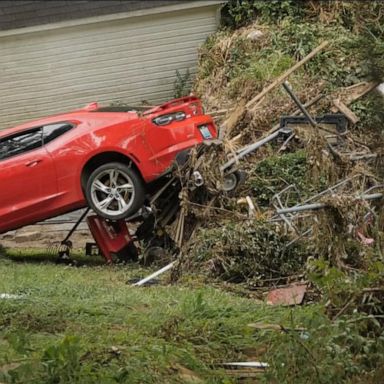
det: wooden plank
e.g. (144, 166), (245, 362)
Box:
(344, 81), (380, 105)
(330, 81), (379, 116)
(333, 99), (360, 124)
(246, 41), (329, 109)
(207, 108), (229, 117)
(224, 369), (264, 378)
(219, 99), (246, 139)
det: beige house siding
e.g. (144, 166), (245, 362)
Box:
(0, 3), (220, 128)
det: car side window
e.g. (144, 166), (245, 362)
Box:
(43, 122), (73, 145)
(0, 128), (43, 161)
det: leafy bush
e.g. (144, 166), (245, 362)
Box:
(222, 0), (305, 28)
(271, 19), (321, 59)
(227, 47), (295, 97)
(191, 220), (307, 283)
(353, 26), (384, 82)
(350, 94), (384, 134)
(253, 51), (295, 81)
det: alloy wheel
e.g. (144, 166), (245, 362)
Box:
(90, 169), (135, 217)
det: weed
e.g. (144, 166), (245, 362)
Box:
(173, 69), (191, 99)
(262, 309), (384, 383)
(350, 93), (384, 135)
(1, 251), (384, 382)
(41, 336), (82, 384)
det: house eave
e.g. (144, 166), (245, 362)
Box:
(0, 1), (224, 38)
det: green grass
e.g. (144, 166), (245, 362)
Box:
(0, 252), (322, 384)
(1, 252), (383, 383)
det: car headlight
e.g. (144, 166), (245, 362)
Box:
(152, 111), (186, 126)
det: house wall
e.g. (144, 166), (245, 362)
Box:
(0, 3), (221, 128)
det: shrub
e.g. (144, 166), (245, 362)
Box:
(190, 220), (307, 283)
(222, 0), (305, 28)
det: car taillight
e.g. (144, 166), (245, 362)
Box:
(152, 111), (186, 126)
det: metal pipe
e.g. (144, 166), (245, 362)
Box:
(293, 177), (357, 207)
(277, 202), (324, 215)
(276, 193), (383, 215)
(350, 154), (377, 161)
(235, 129), (282, 156)
(220, 129), (282, 172)
(271, 178), (359, 221)
(268, 94), (324, 134)
(282, 82), (317, 127)
(61, 207), (90, 244)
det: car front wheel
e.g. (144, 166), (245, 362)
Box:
(85, 162), (145, 220)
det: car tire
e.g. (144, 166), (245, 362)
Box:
(85, 162), (145, 220)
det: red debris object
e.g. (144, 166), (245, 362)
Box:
(356, 230), (374, 246)
(266, 283), (307, 306)
(87, 215), (137, 264)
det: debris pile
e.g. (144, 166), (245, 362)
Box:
(145, 76), (382, 278)
(136, 7), (384, 320)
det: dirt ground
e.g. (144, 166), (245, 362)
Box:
(0, 209), (93, 250)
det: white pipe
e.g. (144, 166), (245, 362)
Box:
(132, 261), (176, 286)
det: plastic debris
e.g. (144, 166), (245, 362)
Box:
(0, 293), (24, 300)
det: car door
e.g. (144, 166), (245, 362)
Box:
(0, 127), (57, 229)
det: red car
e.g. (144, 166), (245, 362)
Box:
(0, 96), (217, 234)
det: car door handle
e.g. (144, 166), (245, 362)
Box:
(25, 159), (42, 167)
